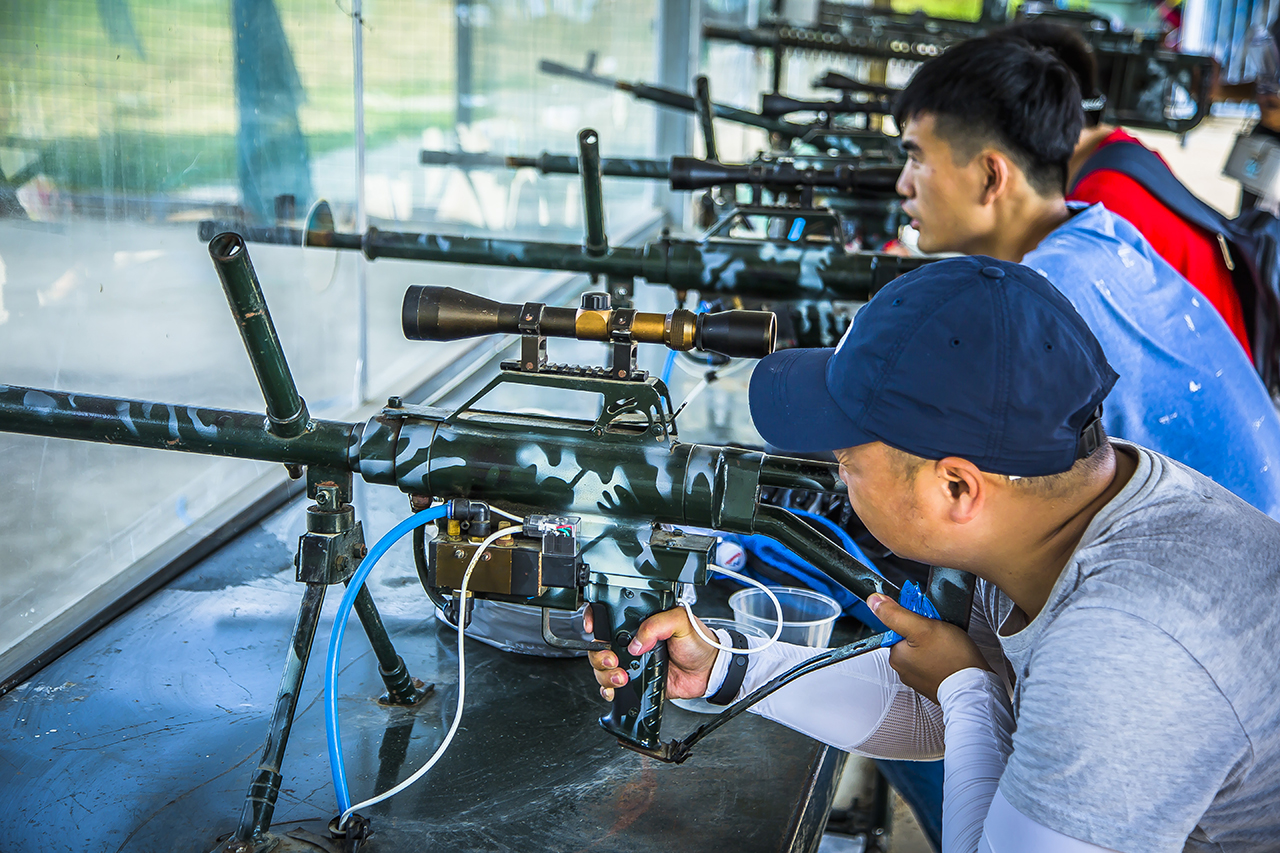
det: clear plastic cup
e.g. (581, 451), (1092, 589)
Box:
(729, 587), (841, 647)
(670, 618), (769, 714)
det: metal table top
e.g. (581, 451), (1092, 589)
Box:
(0, 482), (841, 853)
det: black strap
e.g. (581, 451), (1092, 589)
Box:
(706, 629), (749, 706)
(1076, 405), (1105, 461)
(1069, 141), (1230, 239)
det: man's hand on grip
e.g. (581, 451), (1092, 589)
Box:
(584, 607), (720, 702)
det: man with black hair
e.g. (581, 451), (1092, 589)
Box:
(891, 34), (1280, 521)
(997, 20), (1252, 357)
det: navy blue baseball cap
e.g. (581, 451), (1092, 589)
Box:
(749, 256), (1119, 477)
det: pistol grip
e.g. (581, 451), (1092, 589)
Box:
(592, 586), (674, 752)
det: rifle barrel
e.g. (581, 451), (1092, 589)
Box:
(579, 129), (608, 257)
(760, 92), (891, 119)
(419, 149), (670, 179)
(0, 386), (356, 468)
(539, 58), (802, 135)
(197, 219), (928, 301)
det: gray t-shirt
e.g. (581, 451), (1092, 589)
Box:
(978, 441), (1280, 852)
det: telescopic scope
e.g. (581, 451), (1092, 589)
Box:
(668, 156), (901, 194)
(758, 93), (890, 119)
(403, 286), (777, 360)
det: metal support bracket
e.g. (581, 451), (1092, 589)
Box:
(605, 275), (634, 310)
(607, 308), (642, 381)
(216, 472), (432, 852)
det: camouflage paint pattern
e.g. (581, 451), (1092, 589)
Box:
(0, 385), (355, 468)
(0, 370), (888, 753)
(359, 372), (890, 751)
(196, 222), (930, 302)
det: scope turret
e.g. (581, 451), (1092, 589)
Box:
(402, 286), (777, 360)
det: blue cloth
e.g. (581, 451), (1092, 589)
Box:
(879, 581), (940, 647)
(1023, 203), (1280, 519)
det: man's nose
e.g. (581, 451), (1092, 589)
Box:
(895, 166), (912, 199)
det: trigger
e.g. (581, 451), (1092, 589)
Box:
(589, 602), (611, 642)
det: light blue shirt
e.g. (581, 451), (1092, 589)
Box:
(1022, 203), (1280, 519)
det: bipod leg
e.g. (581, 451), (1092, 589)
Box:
(212, 473), (401, 852)
(213, 582), (328, 853)
(348, 581), (434, 706)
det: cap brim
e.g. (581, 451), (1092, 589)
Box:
(748, 348), (875, 453)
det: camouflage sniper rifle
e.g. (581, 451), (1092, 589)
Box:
(420, 72), (903, 230)
(704, 11), (1216, 134)
(419, 144), (906, 248)
(202, 128), (926, 343)
(418, 148), (903, 196)
(539, 58), (903, 160)
(0, 232), (975, 851)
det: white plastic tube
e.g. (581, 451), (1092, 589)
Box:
(683, 564), (784, 653)
(339, 523), (519, 827)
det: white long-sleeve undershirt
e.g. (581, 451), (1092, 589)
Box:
(703, 629), (945, 760)
(938, 668), (1015, 852)
(704, 633), (1119, 853)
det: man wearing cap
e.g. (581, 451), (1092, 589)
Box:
(588, 257), (1280, 852)
(891, 34), (1280, 520)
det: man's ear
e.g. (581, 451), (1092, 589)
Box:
(978, 150), (1012, 206)
(934, 457), (985, 524)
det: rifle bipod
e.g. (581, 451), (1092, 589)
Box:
(210, 472), (433, 853)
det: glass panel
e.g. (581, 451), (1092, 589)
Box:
(362, 0), (662, 401)
(0, 0), (661, 679)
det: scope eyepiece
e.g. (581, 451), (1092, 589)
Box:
(695, 310), (776, 359)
